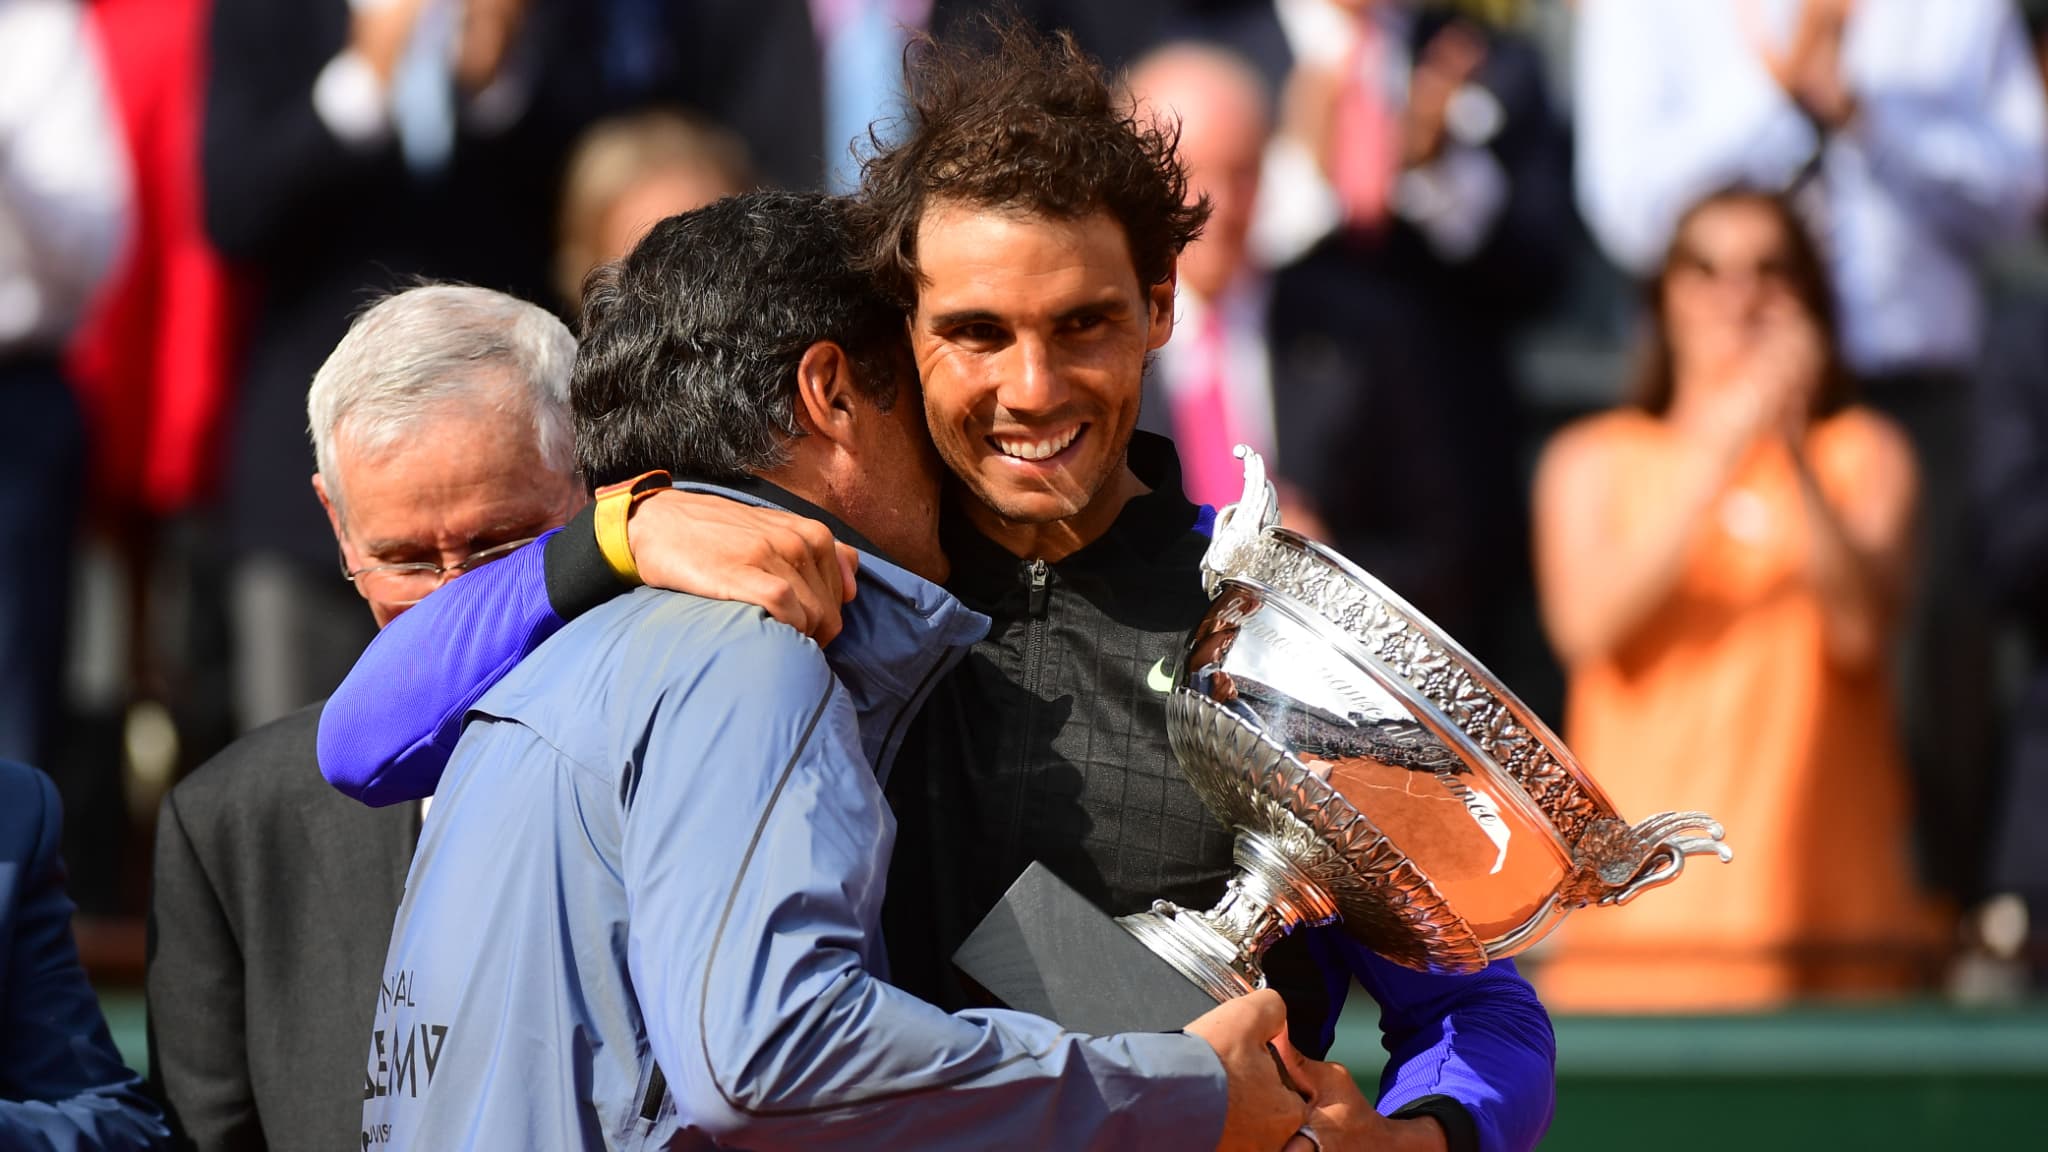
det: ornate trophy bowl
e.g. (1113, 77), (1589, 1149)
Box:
(1117, 449), (1732, 988)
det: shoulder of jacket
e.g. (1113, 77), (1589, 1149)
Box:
(169, 704), (323, 813)
(0, 760), (60, 875)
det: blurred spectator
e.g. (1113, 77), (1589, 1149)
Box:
(595, 0), (822, 191)
(1978, 278), (2048, 988)
(1130, 43), (1285, 507)
(0, 0), (129, 768)
(1129, 40), (1477, 623)
(555, 109), (754, 313)
(148, 285), (583, 1152)
(58, 0), (251, 918)
(1575, 0), (2048, 905)
(68, 0), (245, 521)
(1975, 0), (2048, 977)
(201, 0), (604, 730)
(1531, 189), (1946, 1012)
(1177, 0), (1572, 657)
(809, 2), (1187, 191)
(811, 0), (930, 190)
(2, 759), (169, 1150)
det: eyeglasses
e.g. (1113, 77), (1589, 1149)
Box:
(340, 535), (539, 605)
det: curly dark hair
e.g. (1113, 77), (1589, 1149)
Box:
(852, 15), (1209, 309)
(573, 191), (906, 487)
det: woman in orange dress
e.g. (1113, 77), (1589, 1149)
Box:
(1530, 188), (1948, 1012)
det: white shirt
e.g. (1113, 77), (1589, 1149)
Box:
(0, 0), (130, 352)
(1254, 0), (1510, 268)
(1576, 0), (2048, 374)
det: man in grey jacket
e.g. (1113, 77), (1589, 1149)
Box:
(363, 191), (1322, 1150)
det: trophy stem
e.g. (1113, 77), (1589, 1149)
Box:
(1116, 830), (1343, 1004)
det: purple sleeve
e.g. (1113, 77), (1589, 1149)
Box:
(316, 531), (567, 806)
(1335, 936), (1556, 1152)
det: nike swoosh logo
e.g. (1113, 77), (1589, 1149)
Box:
(1146, 658), (1174, 694)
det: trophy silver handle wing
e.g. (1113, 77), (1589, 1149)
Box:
(1203, 445), (1282, 597)
(1564, 812), (1733, 908)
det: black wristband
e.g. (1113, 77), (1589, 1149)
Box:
(543, 500), (628, 622)
(1390, 1094), (1479, 1152)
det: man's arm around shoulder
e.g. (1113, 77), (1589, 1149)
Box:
(613, 605), (1237, 1150)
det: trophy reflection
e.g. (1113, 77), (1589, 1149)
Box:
(956, 448), (1732, 1032)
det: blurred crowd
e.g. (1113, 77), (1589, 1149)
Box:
(10, 0), (2048, 1013)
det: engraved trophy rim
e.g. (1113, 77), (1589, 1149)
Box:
(1197, 578), (1574, 867)
(1258, 523), (1627, 831)
(1147, 446), (1729, 980)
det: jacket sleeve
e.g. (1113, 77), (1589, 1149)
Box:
(1849, 0), (2048, 249)
(1335, 938), (1555, 1152)
(318, 531), (570, 805)
(200, 0), (393, 262)
(1574, 0), (1817, 274)
(0, 765), (171, 1151)
(1976, 296), (2048, 608)
(617, 606), (1230, 1150)
(143, 788), (259, 1152)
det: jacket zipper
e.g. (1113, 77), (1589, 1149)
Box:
(1021, 559), (1050, 694)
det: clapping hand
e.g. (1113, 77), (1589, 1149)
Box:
(1746, 0), (1860, 131)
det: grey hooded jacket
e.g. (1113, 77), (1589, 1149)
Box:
(359, 484), (1233, 1151)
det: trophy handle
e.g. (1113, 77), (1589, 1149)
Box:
(1564, 812), (1733, 908)
(1203, 445), (1282, 597)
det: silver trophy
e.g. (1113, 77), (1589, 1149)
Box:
(1115, 448), (1732, 987)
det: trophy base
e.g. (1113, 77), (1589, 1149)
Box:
(953, 863), (1228, 1034)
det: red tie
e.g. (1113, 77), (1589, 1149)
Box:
(1330, 16), (1398, 232)
(1173, 311), (1243, 509)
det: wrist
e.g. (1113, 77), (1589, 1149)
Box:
(593, 470), (672, 586)
(1386, 1115), (1450, 1152)
(1387, 1096), (1476, 1152)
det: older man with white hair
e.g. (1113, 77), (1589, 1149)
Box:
(145, 284), (586, 1152)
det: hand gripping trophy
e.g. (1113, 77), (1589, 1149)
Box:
(957, 448), (1733, 1033)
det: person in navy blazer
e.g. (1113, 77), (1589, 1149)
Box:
(1, 759), (169, 1150)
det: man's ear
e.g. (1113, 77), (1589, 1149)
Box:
(792, 341), (861, 450)
(1146, 263), (1178, 352)
(312, 473), (348, 554)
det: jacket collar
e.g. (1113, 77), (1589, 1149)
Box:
(673, 479), (989, 782)
(940, 431), (1204, 606)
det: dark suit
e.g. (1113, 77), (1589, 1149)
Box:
(1139, 258), (1469, 636)
(603, 0), (826, 192)
(1169, 2), (1572, 664)
(204, 0), (584, 570)
(147, 705), (416, 1152)
(932, 0), (1185, 71)
(1, 759), (168, 1150)
(1978, 289), (2048, 934)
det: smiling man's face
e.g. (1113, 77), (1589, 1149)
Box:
(910, 202), (1174, 545)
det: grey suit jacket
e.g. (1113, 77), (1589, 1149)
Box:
(146, 703), (416, 1152)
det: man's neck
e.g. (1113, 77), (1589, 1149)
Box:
(960, 460), (1151, 563)
(752, 469), (950, 583)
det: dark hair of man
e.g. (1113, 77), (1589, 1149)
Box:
(572, 191), (908, 487)
(852, 15), (1209, 309)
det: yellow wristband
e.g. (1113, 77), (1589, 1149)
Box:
(593, 470), (671, 587)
